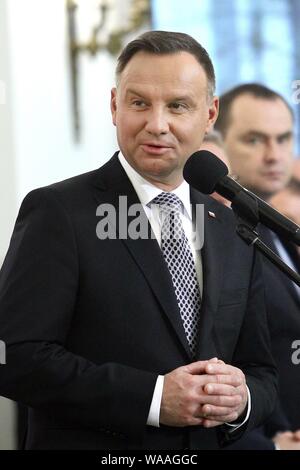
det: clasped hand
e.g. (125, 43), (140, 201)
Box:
(160, 357), (247, 428)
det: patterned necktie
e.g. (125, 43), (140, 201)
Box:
(151, 192), (201, 357)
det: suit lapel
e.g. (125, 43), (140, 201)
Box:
(91, 154), (192, 358)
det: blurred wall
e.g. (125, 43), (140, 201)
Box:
(0, 0), (16, 260)
(0, 0), (17, 451)
(6, 0), (118, 208)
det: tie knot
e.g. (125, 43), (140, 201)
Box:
(151, 192), (183, 214)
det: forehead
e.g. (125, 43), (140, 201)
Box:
(228, 95), (293, 134)
(118, 51), (208, 94)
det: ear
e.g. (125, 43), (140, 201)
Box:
(205, 96), (219, 134)
(110, 87), (117, 126)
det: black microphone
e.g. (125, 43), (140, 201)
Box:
(183, 150), (300, 246)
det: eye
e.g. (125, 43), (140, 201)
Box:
(248, 137), (259, 144)
(169, 102), (188, 112)
(131, 99), (147, 108)
(278, 134), (291, 144)
(244, 136), (263, 145)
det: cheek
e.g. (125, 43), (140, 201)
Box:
(238, 148), (262, 171)
(116, 116), (134, 138)
(177, 120), (206, 147)
(118, 113), (144, 136)
(284, 154), (293, 170)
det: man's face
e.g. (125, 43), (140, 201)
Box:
(111, 51), (218, 190)
(271, 189), (300, 227)
(222, 94), (294, 200)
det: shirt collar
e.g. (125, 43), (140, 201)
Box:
(118, 152), (192, 219)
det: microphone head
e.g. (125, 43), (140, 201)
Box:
(183, 150), (229, 194)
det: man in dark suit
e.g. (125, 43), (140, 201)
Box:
(215, 83), (300, 449)
(0, 32), (276, 450)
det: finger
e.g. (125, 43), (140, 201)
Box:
(201, 419), (222, 428)
(201, 404), (239, 419)
(205, 363), (244, 379)
(198, 393), (242, 407)
(203, 373), (243, 387)
(185, 358), (219, 375)
(202, 410), (240, 426)
(204, 383), (238, 396)
(202, 418), (233, 428)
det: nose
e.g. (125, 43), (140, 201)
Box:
(264, 139), (282, 163)
(144, 107), (169, 136)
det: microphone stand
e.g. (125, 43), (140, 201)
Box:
(231, 191), (300, 288)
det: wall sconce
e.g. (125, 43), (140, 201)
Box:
(66, 0), (151, 142)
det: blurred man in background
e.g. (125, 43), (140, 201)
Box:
(215, 83), (300, 450)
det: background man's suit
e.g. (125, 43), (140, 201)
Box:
(0, 153), (277, 449)
(228, 225), (300, 449)
(260, 227), (300, 430)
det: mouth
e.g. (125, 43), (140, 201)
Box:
(263, 171), (284, 179)
(140, 142), (173, 155)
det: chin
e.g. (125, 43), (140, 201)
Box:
(144, 161), (176, 176)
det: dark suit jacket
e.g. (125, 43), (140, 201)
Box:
(228, 226), (300, 449)
(0, 153), (277, 449)
(260, 227), (300, 431)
